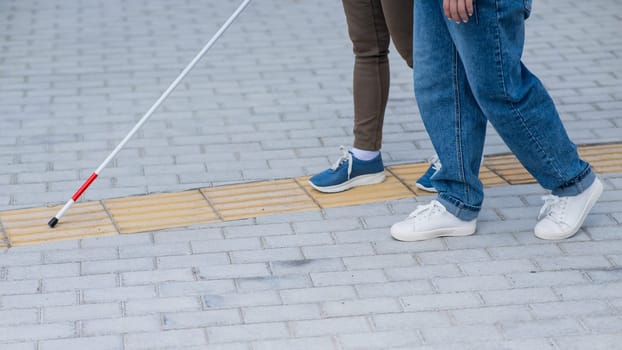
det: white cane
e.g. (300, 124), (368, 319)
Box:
(48, 0), (253, 227)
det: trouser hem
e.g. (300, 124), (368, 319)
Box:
(552, 165), (596, 197)
(437, 194), (480, 221)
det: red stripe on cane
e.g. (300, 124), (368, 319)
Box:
(71, 173), (99, 201)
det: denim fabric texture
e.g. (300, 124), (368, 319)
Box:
(413, 0), (594, 221)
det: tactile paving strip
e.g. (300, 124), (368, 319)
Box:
(479, 166), (511, 187)
(0, 225), (8, 250)
(0, 142), (620, 249)
(388, 163), (509, 195)
(298, 173), (413, 208)
(104, 191), (219, 234)
(201, 179), (318, 221)
(482, 154), (535, 185)
(579, 143), (622, 173)
(0, 202), (117, 246)
(386, 163), (434, 196)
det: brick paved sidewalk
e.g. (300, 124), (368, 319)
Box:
(1, 0), (621, 349)
(0, 174), (621, 349)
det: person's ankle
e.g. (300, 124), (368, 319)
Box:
(351, 148), (380, 161)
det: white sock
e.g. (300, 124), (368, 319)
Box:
(351, 148), (380, 161)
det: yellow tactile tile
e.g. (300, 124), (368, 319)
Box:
(479, 166), (511, 187)
(0, 202), (117, 246)
(0, 223), (7, 249)
(387, 163), (436, 196)
(299, 173), (414, 208)
(482, 154), (535, 185)
(0, 232), (8, 250)
(201, 179), (318, 221)
(579, 143), (622, 173)
(103, 190), (219, 234)
(388, 163), (509, 194)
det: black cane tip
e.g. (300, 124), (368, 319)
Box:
(48, 217), (59, 228)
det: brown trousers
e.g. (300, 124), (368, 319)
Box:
(342, 0), (413, 151)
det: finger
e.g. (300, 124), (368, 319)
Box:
(443, 0), (452, 20)
(457, 0), (469, 22)
(450, 0), (461, 23)
(466, 0), (474, 17)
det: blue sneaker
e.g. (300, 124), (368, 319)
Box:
(309, 146), (385, 193)
(415, 155), (441, 193)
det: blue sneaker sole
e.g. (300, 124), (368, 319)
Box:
(308, 172), (386, 193)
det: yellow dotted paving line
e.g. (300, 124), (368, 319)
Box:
(0, 143), (620, 248)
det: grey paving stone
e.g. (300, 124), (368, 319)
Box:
(124, 329), (207, 350)
(290, 317), (370, 337)
(280, 286), (358, 304)
(480, 287), (560, 305)
(310, 269), (387, 287)
(0, 309), (39, 327)
(252, 337), (337, 350)
(162, 309), (241, 329)
(421, 325), (504, 344)
(0, 323), (76, 343)
(243, 304), (321, 323)
(38, 336), (123, 350)
(451, 305), (533, 325)
(81, 315), (162, 336)
(1, 292), (77, 309)
(121, 268), (195, 286)
(501, 318), (586, 339)
(339, 330), (421, 349)
(529, 300), (615, 319)
(554, 334), (622, 350)
(81, 257), (155, 275)
(44, 303), (122, 323)
(82, 286), (157, 303)
(433, 275), (512, 293)
(206, 323), (289, 344)
(43, 274), (117, 292)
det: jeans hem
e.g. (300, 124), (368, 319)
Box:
(552, 165), (596, 197)
(437, 194), (480, 221)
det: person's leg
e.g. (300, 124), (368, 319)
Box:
(379, 0), (413, 69)
(383, 0), (446, 194)
(443, 0), (600, 239)
(390, 0), (485, 241)
(444, 0), (594, 195)
(308, 0), (390, 193)
(412, 0), (488, 220)
(343, 0), (392, 152)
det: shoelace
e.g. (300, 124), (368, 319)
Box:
(331, 146), (353, 179)
(428, 154), (442, 171)
(538, 194), (569, 224)
(407, 200), (445, 220)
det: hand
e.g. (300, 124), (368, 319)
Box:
(443, 0), (474, 24)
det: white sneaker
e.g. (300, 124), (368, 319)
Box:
(534, 178), (603, 240)
(390, 200), (477, 241)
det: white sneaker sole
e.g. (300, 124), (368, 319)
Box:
(415, 183), (438, 193)
(391, 224), (476, 242)
(308, 172), (386, 193)
(535, 179), (604, 240)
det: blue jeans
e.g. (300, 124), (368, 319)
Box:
(413, 0), (595, 221)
